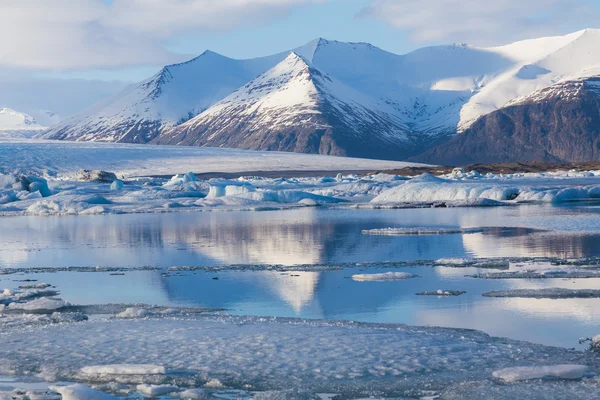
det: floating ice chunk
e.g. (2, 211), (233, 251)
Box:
(80, 195), (111, 205)
(362, 227), (485, 236)
(417, 290), (466, 296)
(163, 173), (203, 192)
(0, 190), (18, 204)
(50, 312), (88, 323)
(471, 270), (600, 279)
(136, 384), (180, 397)
(114, 307), (153, 319)
(483, 288), (600, 298)
(80, 206), (106, 215)
(110, 180), (124, 191)
(183, 172), (197, 183)
(203, 379), (225, 389)
(435, 258), (470, 266)
(206, 182), (255, 199)
(238, 190), (341, 204)
(371, 178), (520, 203)
(81, 364), (166, 375)
(18, 175), (52, 197)
(75, 170), (118, 183)
(492, 365), (587, 382)
(17, 189), (43, 200)
(298, 198), (318, 206)
(7, 297), (69, 311)
(352, 272), (419, 281)
(49, 384), (118, 400)
(18, 283), (51, 289)
(176, 389), (208, 399)
(369, 173), (404, 182)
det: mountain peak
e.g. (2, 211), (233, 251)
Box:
(283, 51), (311, 65)
(269, 52), (316, 78)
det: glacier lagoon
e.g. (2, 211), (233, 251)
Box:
(3, 205), (600, 349)
(4, 202), (600, 398)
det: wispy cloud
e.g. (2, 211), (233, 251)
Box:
(359, 0), (599, 45)
(0, 0), (324, 70)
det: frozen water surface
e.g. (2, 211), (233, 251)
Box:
(1, 312), (599, 399)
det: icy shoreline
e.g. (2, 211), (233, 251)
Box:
(3, 140), (600, 217)
(0, 312), (598, 399)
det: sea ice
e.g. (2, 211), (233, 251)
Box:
(0, 314), (595, 397)
(114, 307), (153, 319)
(417, 290), (466, 296)
(81, 365), (166, 376)
(483, 289), (600, 299)
(492, 365), (588, 382)
(362, 227), (485, 236)
(351, 272), (419, 281)
(49, 384), (118, 400)
(7, 297), (69, 311)
(471, 270), (600, 279)
(136, 384), (180, 397)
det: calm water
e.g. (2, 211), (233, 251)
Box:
(2, 204), (600, 348)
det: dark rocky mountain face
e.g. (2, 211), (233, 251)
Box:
(412, 78), (600, 165)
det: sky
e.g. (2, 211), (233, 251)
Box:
(0, 0), (599, 118)
(3, 0), (598, 82)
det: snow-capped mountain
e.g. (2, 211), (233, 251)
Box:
(154, 53), (427, 159)
(0, 108), (49, 138)
(41, 29), (600, 162)
(40, 50), (292, 143)
(414, 29), (600, 164)
(414, 76), (600, 164)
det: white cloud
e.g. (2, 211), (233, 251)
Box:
(360, 0), (599, 45)
(0, 0), (324, 70)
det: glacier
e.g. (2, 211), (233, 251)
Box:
(3, 140), (600, 216)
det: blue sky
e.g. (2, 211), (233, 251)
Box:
(2, 0), (600, 83)
(47, 0), (408, 82)
(167, 0), (407, 59)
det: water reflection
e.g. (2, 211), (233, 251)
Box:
(4, 205), (600, 348)
(4, 205), (600, 269)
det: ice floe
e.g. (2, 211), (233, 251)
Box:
(362, 227), (486, 236)
(351, 272), (419, 281)
(492, 364), (588, 382)
(81, 365), (166, 376)
(371, 173), (600, 205)
(7, 297), (70, 312)
(417, 290), (466, 296)
(0, 314), (596, 397)
(471, 270), (600, 279)
(49, 384), (118, 400)
(136, 384), (179, 397)
(483, 289), (600, 299)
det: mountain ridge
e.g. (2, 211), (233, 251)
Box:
(40, 29), (600, 163)
(153, 52), (426, 160)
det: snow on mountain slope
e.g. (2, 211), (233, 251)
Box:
(457, 29), (600, 131)
(0, 108), (47, 138)
(154, 53), (421, 160)
(40, 51), (290, 143)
